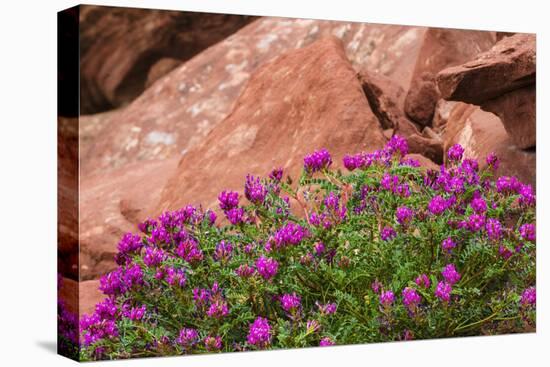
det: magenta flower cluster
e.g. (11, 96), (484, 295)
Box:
(303, 148), (332, 173)
(247, 317), (272, 349)
(75, 136), (535, 360)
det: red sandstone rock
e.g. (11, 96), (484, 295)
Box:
(82, 18), (430, 176)
(78, 5), (255, 114)
(145, 58), (182, 89)
(480, 86), (536, 149)
(58, 118), (79, 280)
(358, 71), (443, 164)
(79, 158), (179, 280)
(155, 37), (387, 215)
(404, 72), (439, 126)
(437, 33), (536, 104)
(444, 103), (535, 188)
(79, 280), (104, 318)
(404, 28), (496, 126)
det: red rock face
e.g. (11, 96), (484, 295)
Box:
(79, 158), (179, 280)
(58, 118), (79, 280)
(481, 86), (536, 149)
(78, 5), (256, 114)
(358, 71), (443, 164)
(81, 18), (429, 176)
(444, 103), (535, 188)
(437, 33), (536, 104)
(155, 37), (387, 215)
(404, 28), (496, 126)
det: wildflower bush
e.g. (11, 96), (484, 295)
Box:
(77, 136), (536, 361)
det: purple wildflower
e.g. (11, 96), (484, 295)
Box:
(245, 174), (267, 205)
(272, 222), (309, 249)
(379, 290), (395, 307)
(441, 264), (461, 285)
(143, 246), (165, 267)
(176, 239), (204, 264)
(486, 218), (503, 240)
(470, 197), (487, 214)
(218, 190), (239, 211)
(435, 281), (452, 303)
(204, 336), (222, 351)
(247, 317), (272, 349)
(520, 287), (536, 307)
(314, 242), (325, 256)
(213, 240), (233, 262)
(99, 268), (124, 296)
(467, 214), (486, 232)
(442, 237), (457, 253)
(165, 267), (186, 287)
(496, 176), (521, 193)
(396, 206), (414, 225)
(319, 337), (335, 347)
(447, 144), (464, 162)
(343, 154), (358, 171)
(80, 313), (119, 346)
(280, 293), (301, 313)
(317, 302), (337, 316)
(304, 148), (332, 173)
(402, 287), (421, 311)
(428, 195), (448, 215)
(519, 223), (536, 242)
(176, 328), (199, 348)
(269, 167), (283, 182)
(381, 226), (397, 241)
(486, 152), (500, 170)
(125, 305), (146, 321)
(225, 207), (246, 225)
(235, 264), (255, 278)
(386, 135), (409, 156)
(255, 256), (278, 280)
(518, 184), (535, 206)
(415, 274), (431, 289)
(206, 301), (229, 319)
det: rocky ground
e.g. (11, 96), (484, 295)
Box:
(58, 8), (536, 315)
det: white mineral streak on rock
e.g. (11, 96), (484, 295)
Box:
(145, 131), (176, 146)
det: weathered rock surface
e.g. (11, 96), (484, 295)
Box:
(358, 71), (408, 130)
(358, 71), (443, 164)
(82, 18), (431, 175)
(145, 58), (182, 89)
(404, 28), (496, 125)
(480, 86), (536, 149)
(79, 280), (104, 317)
(78, 5), (256, 114)
(405, 72), (440, 126)
(58, 118), (79, 280)
(79, 158), (179, 280)
(432, 99), (459, 129)
(437, 33), (536, 104)
(155, 37), (387, 214)
(444, 103), (535, 187)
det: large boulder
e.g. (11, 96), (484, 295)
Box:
(78, 5), (256, 114)
(437, 33), (536, 104)
(82, 18), (430, 175)
(155, 37), (387, 214)
(404, 28), (496, 126)
(79, 158), (179, 280)
(444, 103), (535, 188)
